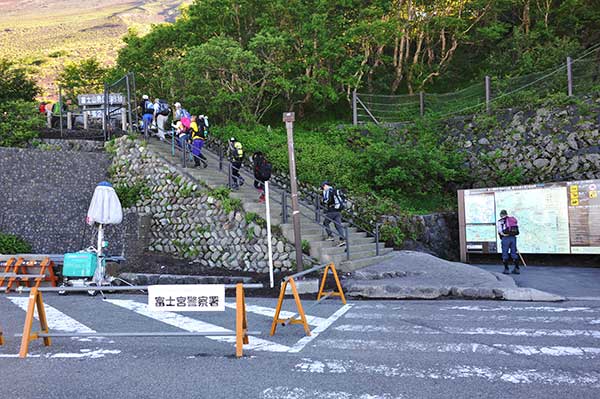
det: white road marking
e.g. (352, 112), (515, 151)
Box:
(260, 387), (403, 399)
(8, 296), (95, 333)
(224, 302), (327, 326)
(294, 358), (600, 387)
(288, 304), (353, 353)
(106, 299), (291, 353)
(345, 312), (600, 325)
(334, 324), (600, 338)
(312, 338), (600, 358)
(437, 305), (597, 313)
(0, 349), (121, 359)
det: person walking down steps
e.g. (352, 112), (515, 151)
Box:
(321, 181), (347, 247)
(190, 115), (208, 168)
(252, 151), (272, 203)
(228, 137), (245, 189)
(497, 209), (521, 275)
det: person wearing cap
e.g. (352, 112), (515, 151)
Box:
(139, 95), (154, 134)
(497, 209), (520, 274)
(227, 137), (244, 189)
(321, 181), (346, 247)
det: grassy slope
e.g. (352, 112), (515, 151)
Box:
(0, 0), (191, 99)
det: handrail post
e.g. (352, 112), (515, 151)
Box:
(567, 56), (573, 97)
(282, 191), (288, 224)
(219, 146), (223, 171)
(228, 163), (232, 188)
(171, 130), (175, 156)
(316, 193), (321, 223)
(345, 226), (350, 260)
(182, 138), (187, 168)
(375, 223), (380, 256)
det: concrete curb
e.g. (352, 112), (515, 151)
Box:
(118, 273), (254, 286)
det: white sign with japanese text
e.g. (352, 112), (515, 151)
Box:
(148, 285), (225, 312)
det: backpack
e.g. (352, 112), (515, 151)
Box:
(503, 216), (519, 236)
(333, 188), (347, 210)
(233, 141), (243, 160)
(52, 102), (61, 114)
(144, 100), (154, 114)
(158, 100), (171, 116)
(253, 153), (272, 182)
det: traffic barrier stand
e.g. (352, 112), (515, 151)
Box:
(17, 283), (257, 359)
(2, 257), (57, 293)
(0, 257), (19, 288)
(270, 262), (346, 337)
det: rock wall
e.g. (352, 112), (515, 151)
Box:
(444, 97), (600, 187)
(110, 136), (303, 273)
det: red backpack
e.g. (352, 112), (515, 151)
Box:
(503, 216), (519, 236)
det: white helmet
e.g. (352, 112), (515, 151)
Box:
(142, 95), (149, 100)
(174, 102), (181, 108)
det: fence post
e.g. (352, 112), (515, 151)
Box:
(46, 112), (52, 128)
(352, 90), (358, 125)
(58, 86), (63, 138)
(219, 146), (223, 171)
(485, 76), (491, 113)
(345, 226), (350, 260)
(375, 223), (380, 256)
(125, 73), (133, 133)
(67, 112), (72, 130)
(567, 56), (573, 97)
(316, 193), (321, 223)
(228, 163), (233, 188)
(182, 139), (187, 168)
(83, 106), (88, 130)
(419, 91), (425, 117)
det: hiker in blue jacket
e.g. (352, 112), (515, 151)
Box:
(497, 209), (520, 275)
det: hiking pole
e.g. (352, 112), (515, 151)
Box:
(517, 251), (527, 268)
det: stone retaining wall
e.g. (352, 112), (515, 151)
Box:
(110, 136), (303, 273)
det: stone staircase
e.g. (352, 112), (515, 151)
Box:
(145, 138), (394, 272)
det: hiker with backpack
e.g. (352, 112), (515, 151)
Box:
(252, 151), (272, 203)
(227, 137), (245, 189)
(190, 115), (208, 168)
(153, 98), (170, 141)
(140, 95), (154, 134)
(321, 181), (346, 247)
(497, 209), (521, 274)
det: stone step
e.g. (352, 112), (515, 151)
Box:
(280, 223), (359, 237)
(320, 242), (383, 256)
(321, 247), (394, 265)
(339, 252), (396, 273)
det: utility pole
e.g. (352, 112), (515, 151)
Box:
(283, 112), (303, 272)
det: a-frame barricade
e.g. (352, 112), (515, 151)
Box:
(270, 262), (345, 337)
(19, 287), (51, 358)
(17, 283), (255, 359)
(0, 257), (20, 288)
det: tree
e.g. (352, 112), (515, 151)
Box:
(0, 59), (38, 102)
(57, 58), (109, 101)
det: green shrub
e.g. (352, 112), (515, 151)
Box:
(0, 232), (32, 254)
(301, 239), (310, 255)
(114, 181), (151, 208)
(0, 100), (44, 147)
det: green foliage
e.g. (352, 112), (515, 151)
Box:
(301, 240), (310, 255)
(114, 181), (151, 209)
(57, 57), (109, 101)
(0, 231), (32, 254)
(0, 100), (44, 147)
(209, 187), (243, 213)
(379, 224), (406, 248)
(214, 121), (465, 213)
(0, 59), (38, 102)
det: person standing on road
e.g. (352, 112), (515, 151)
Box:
(497, 209), (521, 275)
(227, 137), (245, 189)
(321, 181), (346, 247)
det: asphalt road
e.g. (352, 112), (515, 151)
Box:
(2, 290), (600, 399)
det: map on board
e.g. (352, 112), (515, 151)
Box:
(464, 193), (496, 224)
(568, 180), (600, 254)
(466, 224), (497, 242)
(494, 186), (570, 254)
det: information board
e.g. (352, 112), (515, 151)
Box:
(459, 179), (600, 258)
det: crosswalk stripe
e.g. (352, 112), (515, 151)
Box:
(312, 338), (600, 358)
(334, 324), (600, 339)
(224, 302), (327, 326)
(294, 358), (600, 387)
(345, 312), (600, 325)
(260, 387), (403, 399)
(0, 349), (121, 359)
(288, 304), (353, 354)
(106, 299), (291, 353)
(8, 296), (95, 333)
(437, 305), (597, 313)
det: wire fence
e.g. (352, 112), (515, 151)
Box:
(353, 44), (600, 125)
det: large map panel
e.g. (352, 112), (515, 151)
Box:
(466, 224), (497, 242)
(464, 192), (495, 224)
(568, 180), (600, 254)
(494, 186), (570, 254)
